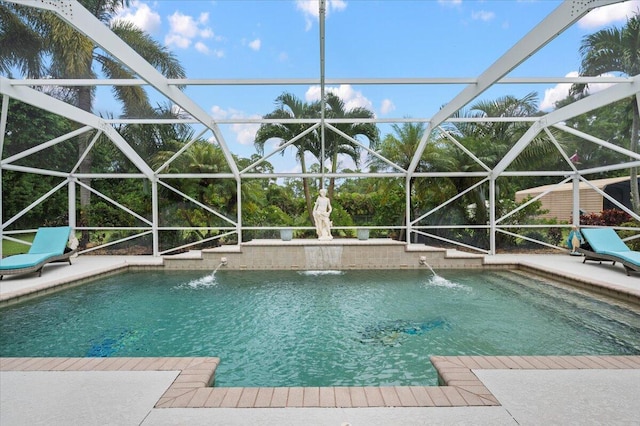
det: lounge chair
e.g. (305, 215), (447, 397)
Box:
(0, 226), (75, 279)
(578, 228), (640, 276)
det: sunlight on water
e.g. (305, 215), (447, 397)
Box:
(298, 270), (345, 276)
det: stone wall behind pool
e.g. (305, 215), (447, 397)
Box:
(163, 239), (485, 271)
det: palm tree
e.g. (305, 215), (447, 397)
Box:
(371, 122), (429, 172)
(323, 93), (379, 198)
(154, 141), (233, 240)
(572, 13), (640, 212)
(155, 141), (266, 244)
(116, 102), (192, 162)
(255, 92), (321, 222)
(0, 3), (45, 77)
(255, 92), (379, 221)
(450, 93), (555, 165)
(1, 0), (186, 245)
(370, 121), (452, 240)
(441, 93), (556, 245)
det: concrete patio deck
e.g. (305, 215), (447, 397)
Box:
(1, 251), (639, 425)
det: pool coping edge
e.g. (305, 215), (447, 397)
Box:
(2, 355), (639, 408)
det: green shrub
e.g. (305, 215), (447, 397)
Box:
(617, 221), (640, 251)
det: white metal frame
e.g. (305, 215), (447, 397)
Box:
(1, 0), (639, 256)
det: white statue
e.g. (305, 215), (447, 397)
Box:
(313, 188), (333, 240)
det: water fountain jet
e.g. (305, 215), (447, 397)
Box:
(419, 256), (437, 277)
(211, 257), (228, 278)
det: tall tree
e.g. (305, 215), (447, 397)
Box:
(447, 94), (551, 209)
(432, 93), (555, 246)
(154, 141), (265, 243)
(255, 92), (321, 222)
(572, 13), (640, 212)
(1, 0), (186, 245)
(369, 121), (452, 240)
(1, 100), (74, 228)
(323, 93), (379, 199)
(115, 102), (191, 163)
(555, 96), (632, 178)
(255, 92), (379, 222)
(153, 140), (234, 242)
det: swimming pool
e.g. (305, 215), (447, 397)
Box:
(1, 269), (639, 387)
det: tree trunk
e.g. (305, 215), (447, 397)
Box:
(630, 101), (639, 214)
(303, 177), (313, 224)
(328, 178), (335, 200)
(328, 152), (338, 200)
(298, 155), (314, 223)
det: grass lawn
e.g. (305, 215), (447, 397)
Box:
(2, 234), (35, 256)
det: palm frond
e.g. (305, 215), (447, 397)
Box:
(111, 20), (186, 79)
(0, 4), (45, 77)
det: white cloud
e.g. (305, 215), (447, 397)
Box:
(295, 0), (347, 31)
(195, 42), (210, 54)
(438, 0), (462, 7)
(200, 28), (214, 39)
(233, 121), (261, 145)
(165, 33), (191, 49)
(471, 10), (495, 22)
(540, 72), (576, 111)
(171, 104), (192, 119)
(540, 71), (615, 111)
(210, 105), (260, 145)
(211, 105), (230, 119)
(579, 0), (640, 29)
(305, 84), (374, 114)
(584, 73), (617, 94)
(329, 0), (347, 12)
(296, 0), (320, 18)
(112, 1), (161, 34)
(168, 12), (200, 38)
(165, 11), (217, 51)
(198, 12), (210, 25)
(380, 99), (395, 115)
(249, 39), (262, 51)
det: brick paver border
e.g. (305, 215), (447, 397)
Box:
(2, 355), (639, 408)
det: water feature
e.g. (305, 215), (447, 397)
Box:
(1, 269), (639, 388)
(180, 259), (227, 289)
(419, 256), (458, 287)
(298, 270), (344, 276)
(304, 245), (342, 269)
(419, 256), (438, 276)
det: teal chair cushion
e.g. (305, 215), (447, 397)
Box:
(0, 253), (57, 270)
(28, 226), (71, 255)
(581, 228), (630, 253)
(600, 250), (640, 267)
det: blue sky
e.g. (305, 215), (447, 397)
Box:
(101, 0), (640, 172)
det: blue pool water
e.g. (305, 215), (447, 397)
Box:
(1, 269), (639, 387)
